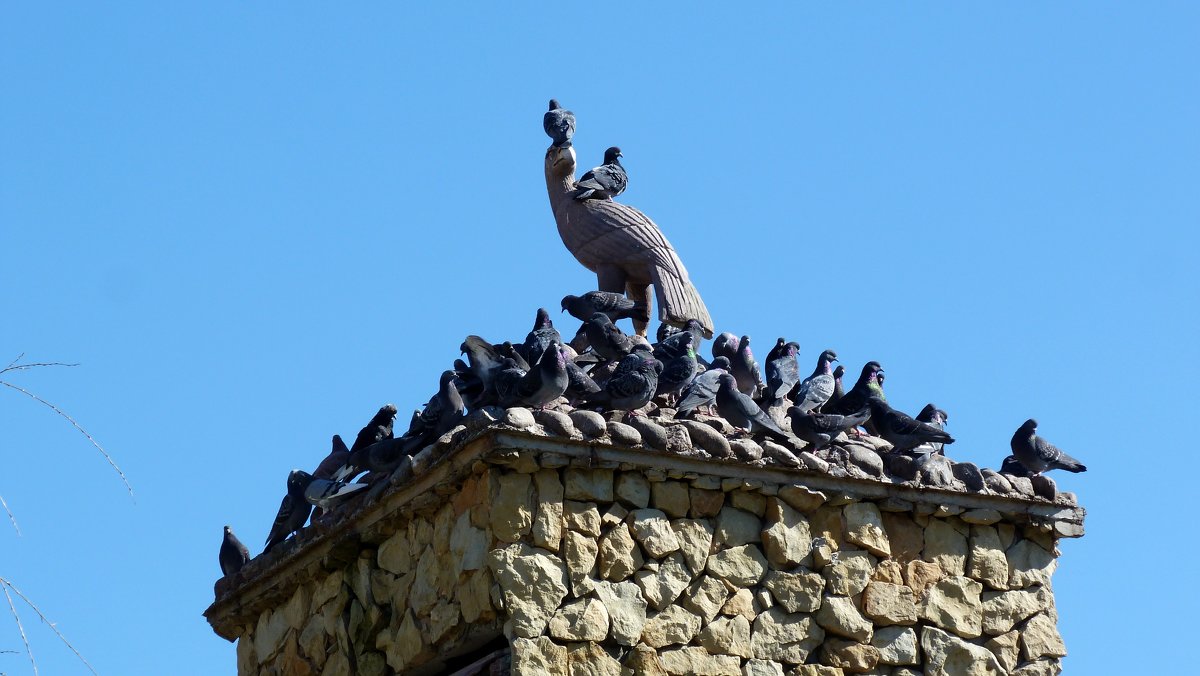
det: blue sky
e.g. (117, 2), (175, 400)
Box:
(2, 3), (1196, 673)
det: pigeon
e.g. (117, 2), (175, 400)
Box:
(296, 470), (370, 510)
(654, 332), (698, 400)
(510, 341), (570, 409)
(543, 99), (575, 148)
(676, 356), (730, 416)
(263, 470), (314, 553)
(763, 340), (801, 408)
(519, 308), (562, 364)
(496, 341), (532, 371)
(350, 404), (397, 454)
(397, 370), (466, 456)
(561, 291), (648, 324)
(493, 357), (529, 406)
(312, 434), (351, 480)
(792, 349), (839, 413)
(583, 312), (635, 362)
(711, 332), (739, 363)
(564, 358), (602, 401)
(785, 406), (871, 453)
(574, 146), (628, 201)
(865, 397), (955, 455)
(584, 353), (662, 413)
(219, 525), (250, 576)
(654, 319), (705, 362)
(913, 404), (950, 457)
(731, 335), (764, 396)
(715, 372), (790, 442)
(459, 336), (506, 408)
(828, 361), (884, 417)
(825, 365), (846, 411)
(1010, 419), (1086, 476)
(656, 322), (681, 344)
(999, 455), (1032, 477)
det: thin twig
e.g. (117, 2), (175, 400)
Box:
(0, 495), (18, 536)
(0, 578), (97, 676)
(0, 363), (79, 375)
(0, 584), (35, 676)
(4, 353), (25, 370)
(0, 381), (134, 500)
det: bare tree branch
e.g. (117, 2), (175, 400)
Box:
(0, 497), (18, 536)
(0, 380), (133, 500)
(0, 578), (98, 676)
(1, 584), (35, 676)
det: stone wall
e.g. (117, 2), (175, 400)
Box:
(207, 414), (1084, 676)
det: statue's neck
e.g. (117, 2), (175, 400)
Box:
(545, 146), (578, 200)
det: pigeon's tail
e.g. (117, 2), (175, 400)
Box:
(1053, 453), (1087, 473)
(928, 429), (956, 445)
(845, 407), (871, 430)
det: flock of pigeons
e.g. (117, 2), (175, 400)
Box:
(216, 99), (1088, 579)
(219, 293), (1088, 578)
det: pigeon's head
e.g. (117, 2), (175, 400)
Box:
(589, 312), (611, 325)
(657, 323), (680, 342)
(603, 146), (623, 164)
(772, 337), (786, 352)
(876, 371), (886, 386)
(549, 99), (560, 111)
(819, 350), (838, 366)
(717, 372), (737, 390)
(710, 356), (731, 371)
(223, 525), (233, 534)
(287, 469), (313, 491)
(381, 403), (398, 416)
(860, 361), (883, 382)
(559, 295), (576, 313)
(1019, 419), (1038, 433)
(739, 335), (752, 354)
(784, 405), (804, 419)
(684, 319), (702, 332)
(439, 370), (458, 387)
(833, 365), (845, 379)
(535, 307), (553, 328)
(786, 341), (800, 356)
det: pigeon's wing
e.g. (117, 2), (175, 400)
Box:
(676, 371), (721, 413)
(795, 374), (835, 412)
(304, 479), (369, 509)
(264, 494), (311, 551)
(565, 360), (602, 396)
(1035, 436), (1087, 472)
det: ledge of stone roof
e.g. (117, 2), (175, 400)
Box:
(205, 407), (1086, 641)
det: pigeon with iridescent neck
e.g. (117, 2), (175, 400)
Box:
(654, 319), (705, 362)
(510, 341), (570, 409)
(763, 340), (801, 409)
(519, 308), (562, 364)
(583, 352), (662, 413)
(574, 146), (628, 201)
(655, 332), (698, 401)
(829, 361), (884, 418)
(543, 99), (575, 148)
(716, 372), (790, 442)
(731, 335), (764, 397)
(1010, 419), (1086, 476)
(792, 349), (839, 413)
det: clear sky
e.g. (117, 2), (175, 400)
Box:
(2, 3), (1196, 674)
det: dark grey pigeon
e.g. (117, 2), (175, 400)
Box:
(397, 370), (466, 456)
(1010, 419), (1086, 476)
(763, 340), (801, 408)
(676, 356), (730, 416)
(219, 525), (251, 576)
(562, 291), (648, 324)
(583, 312), (635, 362)
(511, 341), (570, 409)
(999, 455), (1032, 477)
(493, 357), (528, 406)
(711, 332), (739, 363)
(731, 335), (764, 397)
(497, 341), (532, 371)
(785, 406), (871, 453)
(584, 353), (662, 413)
(573, 147), (628, 201)
(792, 349), (839, 413)
(350, 404), (396, 454)
(519, 308), (562, 364)
(913, 404), (950, 457)
(312, 434), (351, 480)
(865, 397), (954, 455)
(543, 99), (575, 148)
(564, 358), (602, 401)
(263, 470), (314, 553)
(654, 319), (705, 362)
(829, 361), (883, 417)
(825, 365), (846, 411)
(656, 322), (681, 344)
(716, 372), (790, 442)
(460, 336), (506, 408)
(654, 332), (698, 400)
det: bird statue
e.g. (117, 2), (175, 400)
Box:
(1010, 419), (1087, 476)
(545, 141), (712, 339)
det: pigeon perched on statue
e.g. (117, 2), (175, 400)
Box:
(583, 352), (662, 413)
(561, 291), (648, 324)
(544, 141), (713, 339)
(219, 525), (250, 576)
(574, 146), (628, 201)
(1010, 419), (1087, 476)
(763, 340), (801, 409)
(583, 312), (635, 362)
(865, 397), (955, 455)
(791, 349), (838, 413)
(715, 372), (790, 442)
(786, 406), (870, 453)
(263, 470), (314, 553)
(731, 335), (764, 397)
(543, 99), (575, 148)
(675, 356), (730, 416)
